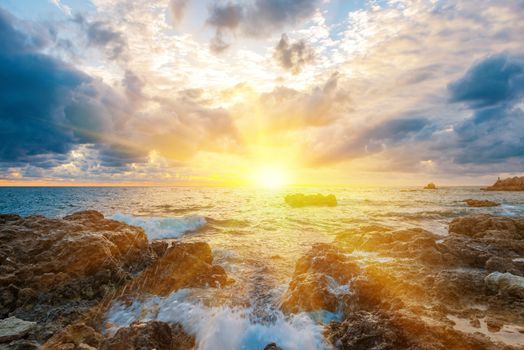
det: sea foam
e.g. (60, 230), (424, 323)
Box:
(105, 290), (330, 350)
(111, 213), (206, 240)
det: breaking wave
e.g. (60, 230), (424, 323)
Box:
(105, 290), (331, 350)
(111, 213), (206, 240)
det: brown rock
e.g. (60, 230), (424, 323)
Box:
(449, 214), (524, 240)
(100, 321), (194, 350)
(463, 199), (500, 207)
(483, 176), (524, 191)
(127, 241), (230, 296)
(424, 182), (437, 189)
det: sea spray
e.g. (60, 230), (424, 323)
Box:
(105, 289), (332, 350)
(111, 213), (206, 240)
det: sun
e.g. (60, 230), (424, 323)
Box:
(252, 166), (290, 189)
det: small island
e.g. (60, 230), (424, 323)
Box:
(463, 199), (500, 207)
(483, 176), (524, 191)
(284, 193), (337, 207)
(423, 182), (437, 190)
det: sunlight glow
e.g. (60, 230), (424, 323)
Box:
(252, 166), (290, 189)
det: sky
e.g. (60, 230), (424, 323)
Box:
(0, 0), (523, 186)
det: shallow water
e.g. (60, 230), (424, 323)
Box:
(1, 186), (523, 349)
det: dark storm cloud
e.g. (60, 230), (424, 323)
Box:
(446, 53), (524, 165)
(0, 8), (144, 168)
(206, 0), (319, 52)
(448, 53), (524, 107)
(273, 34), (314, 74)
(311, 118), (433, 166)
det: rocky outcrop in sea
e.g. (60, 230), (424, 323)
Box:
(484, 176), (524, 191)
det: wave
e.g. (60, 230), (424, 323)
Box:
(111, 213), (206, 240)
(105, 290), (330, 350)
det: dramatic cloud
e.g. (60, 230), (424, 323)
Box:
(206, 0), (319, 51)
(447, 53), (524, 165)
(74, 15), (128, 60)
(273, 34), (314, 74)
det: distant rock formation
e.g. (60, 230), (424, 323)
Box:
(463, 199), (500, 207)
(483, 176), (524, 191)
(284, 193), (337, 207)
(423, 182), (437, 189)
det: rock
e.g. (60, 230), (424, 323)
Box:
(483, 176), (524, 191)
(284, 193), (337, 208)
(486, 317), (503, 332)
(424, 182), (437, 189)
(127, 242), (230, 296)
(263, 343), (283, 350)
(0, 211), (154, 343)
(100, 321), (194, 350)
(485, 272), (524, 298)
(463, 199), (500, 207)
(40, 323), (103, 350)
(0, 317), (36, 343)
(281, 244), (360, 313)
(448, 214), (524, 240)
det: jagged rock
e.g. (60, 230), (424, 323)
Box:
(0, 211), (155, 343)
(284, 193), (337, 208)
(483, 176), (524, 191)
(463, 199), (500, 207)
(40, 323), (103, 350)
(449, 214), (524, 239)
(127, 241), (230, 296)
(281, 244), (360, 313)
(263, 343), (283, 350)
(0, 317), (36, 343)
(424, 182), (437, 189)
(485, 272), (524, 299)
(100, 321), (194, 350)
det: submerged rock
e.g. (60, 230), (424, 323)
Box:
(284, 193), (337, 208)
(0, 211), (155, 344)
(463, 199), (500, 207)
(483, 176), (524, 191)
(101, 321), (194, 350)
(423, 182), (437, 189)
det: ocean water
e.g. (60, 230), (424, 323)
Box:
(1, 186), (523, 349)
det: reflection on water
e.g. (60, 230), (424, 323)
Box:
(1, 186), (523, 349)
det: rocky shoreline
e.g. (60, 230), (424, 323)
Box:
(1, 210), (523, 349)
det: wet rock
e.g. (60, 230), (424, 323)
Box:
(464, 199), (500, 207)
(483, 176), (524, 191)
(281, 244), (360, 313)
(486, 317), (503, 332)
(485, 272), (524, 298)
(424, 182), (437, 189)
(263, 343), (283, 350)
(449, 214), (524, 239)
(127, 241), (230, 296)
(100, 321), (194, 350)
(284, 193), (337, 207)
(0, 317), (36, 343)
(0, 211), (154, 343)
(40, 323), (103, 350)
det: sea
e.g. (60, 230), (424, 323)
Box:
(1, 186), (523, 349)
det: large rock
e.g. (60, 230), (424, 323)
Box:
(284, 193), (337, 208)
(449, 214), (524, 240)
(0, 211), (155, 343)
(127, 241), (230, 296)
(483, 176), (524, 191)
(423, 182), (437, 189)
(0, 317), (36, 343)
(281, 244), (360, 313)
(101, 321), (194, 350)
